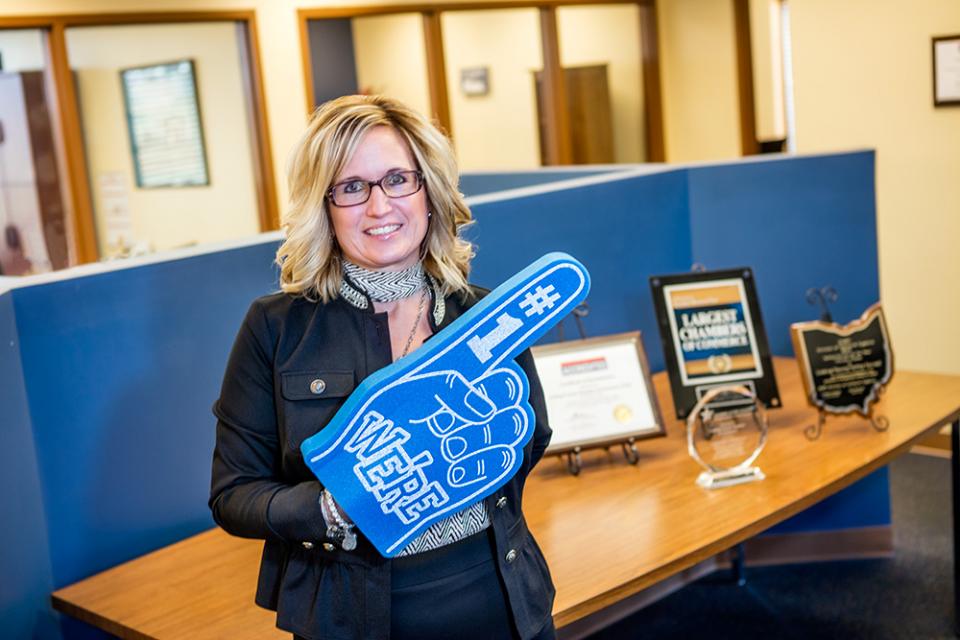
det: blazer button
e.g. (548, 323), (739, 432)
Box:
(496, 496), (508, 509)
(310, 379), (326, 395)
(302, 541), (314, 550)
(505, 549), (517, 563)
(323, 543), (336, 552)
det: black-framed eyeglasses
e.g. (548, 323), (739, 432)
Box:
(327, 170), (424, 207)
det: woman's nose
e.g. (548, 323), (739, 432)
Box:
(366, 184), (392, 216)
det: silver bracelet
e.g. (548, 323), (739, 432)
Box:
(320, 489), (357, 551)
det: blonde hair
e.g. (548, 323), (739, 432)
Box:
(278, 95), (475, 302)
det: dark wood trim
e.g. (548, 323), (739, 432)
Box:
(298, 10), (317, 114)
(638, 0), (665, 162)
(917, 425), (952, 452)
(732, 0), (758, 156)
(422, 11), (453, 136)
(236, 18), (280, 231)
(301, 4), (438, 19)
(45, 12), (258, 26)
(0, 16), (56, 28)
(742, 526), (894, 565)
(300, 0), (652, 20)
(47, 22), (99, 264)
(538, 6), (573, 165)
(0, 12), (259, 30)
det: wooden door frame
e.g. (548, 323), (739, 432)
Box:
(732, 0), (759, 156)
(638, 0), (665, 161)
(298, 0), (665, 165)
(0, 11), (279, 264)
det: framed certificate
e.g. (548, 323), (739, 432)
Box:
(533, 331), (665, 455)
(933, 35), (960, 107)
(650, 268), (781, 419)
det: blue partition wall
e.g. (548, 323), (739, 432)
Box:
(687, 153), (880, 351)
(13, 244), (281, 589)
(459, 168), (621, 197)
(467, 151), (889, 534)
(0, 151), (887, 639)
(0, 292), (57, 638)
(469, 153), (879, 361)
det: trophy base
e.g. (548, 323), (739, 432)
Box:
(696, 466), (765, 489)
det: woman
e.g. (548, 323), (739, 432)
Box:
(210, 94), (556, 640)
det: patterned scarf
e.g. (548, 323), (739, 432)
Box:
(340, 260), (425, 305)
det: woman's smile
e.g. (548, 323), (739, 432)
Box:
(365, 223), (403, 237)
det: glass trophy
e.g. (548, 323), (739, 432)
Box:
(686, 385), (768, 489)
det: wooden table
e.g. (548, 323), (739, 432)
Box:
(52, 359), (960, 639)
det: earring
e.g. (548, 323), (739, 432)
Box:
(427, 210), (432, 218)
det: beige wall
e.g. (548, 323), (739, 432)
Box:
(557, 4), (645, 163)
(657, 0), (741, 162)
(66, 22), (260, 254)
(441, 8), (543, 170)
(0, 29), (46, 71)
(352, 13), (432, 119)
(790, 0), (960, 375)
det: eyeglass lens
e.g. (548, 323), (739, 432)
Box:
(330, 171), (422, 206)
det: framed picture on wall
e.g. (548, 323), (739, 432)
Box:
(933, 35), (960, 107)
(120, 59), (210, 188)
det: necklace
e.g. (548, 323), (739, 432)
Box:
(400, 286), (428, 358)
(338, 260), (428, 358)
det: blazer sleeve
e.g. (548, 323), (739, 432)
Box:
(517, 348), (552, 470)
(209, 300), (327, 544)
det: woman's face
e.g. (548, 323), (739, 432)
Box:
(328, 126), (429, 272)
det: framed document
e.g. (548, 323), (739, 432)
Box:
(933, 35), (960, 106)
(533, 331), (665, 455)
(650, 268), (781, 419)
(120, 60), (210, 188)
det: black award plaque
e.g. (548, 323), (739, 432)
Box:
(790, 303), (893, 439)
(650, 268), (781, 420)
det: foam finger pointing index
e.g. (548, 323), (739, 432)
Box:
(414, 253), (591, 382)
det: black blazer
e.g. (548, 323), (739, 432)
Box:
(210, 285), (556, 640)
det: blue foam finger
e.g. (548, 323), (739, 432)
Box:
(300, 253), (591, 556)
